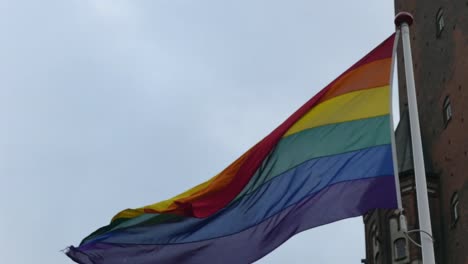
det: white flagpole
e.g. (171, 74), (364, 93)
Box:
(394, 12), (436, 264)
(389, 30), (403, 210)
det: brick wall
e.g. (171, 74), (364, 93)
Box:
(393, 1), (468, 263)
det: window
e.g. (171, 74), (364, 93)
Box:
(443, 96), (452, 125)
(394, 238), (408, 260)
(372, 224), (380, 248)
(390, 218), (408, 261)
(436, 8), (445, 38)
(371, 223), (380, 261)
(451, 192), (460, 225)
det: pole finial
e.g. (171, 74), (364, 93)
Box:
(394, 12), (414, 27)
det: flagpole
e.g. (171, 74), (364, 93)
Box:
(394, 12), (436, 264)
(389, 31), (403, 210)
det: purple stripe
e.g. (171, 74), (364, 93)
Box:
(67, 176), (397, 264)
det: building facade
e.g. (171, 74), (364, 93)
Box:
(363, 2), (467, 263)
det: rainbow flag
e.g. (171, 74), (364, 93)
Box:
(67, 34), (398, 264)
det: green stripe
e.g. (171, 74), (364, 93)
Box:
(82, 213), (184, 245)
(233, 115), (391, 201)
(82, 115), (391, 244)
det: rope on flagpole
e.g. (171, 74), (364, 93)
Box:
(398, 210), (434, 248)
(404, 230), (435, 248)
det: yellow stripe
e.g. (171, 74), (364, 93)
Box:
(112, 149), (252, 221)
(284, 86), (390, 137)
(112, 180), (213, 220)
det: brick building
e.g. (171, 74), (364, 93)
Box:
(362, 2), (467, 263)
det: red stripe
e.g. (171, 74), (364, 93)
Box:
(347, 33), (395, 72)
(179, 33), (395, 218)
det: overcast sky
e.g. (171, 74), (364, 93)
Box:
(0, 1), (398, 263)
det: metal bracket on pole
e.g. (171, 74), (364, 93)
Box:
(394, 12), (436, 264)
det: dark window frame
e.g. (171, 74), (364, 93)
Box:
(451, 192), (460, 227)
(394, 238), (408, 260)
(436, 8), (445, 38)
(443, 96), (452, 126)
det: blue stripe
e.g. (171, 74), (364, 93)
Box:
(87, 144), (394, 245)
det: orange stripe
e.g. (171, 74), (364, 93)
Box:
(319, 58), (392, 103)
